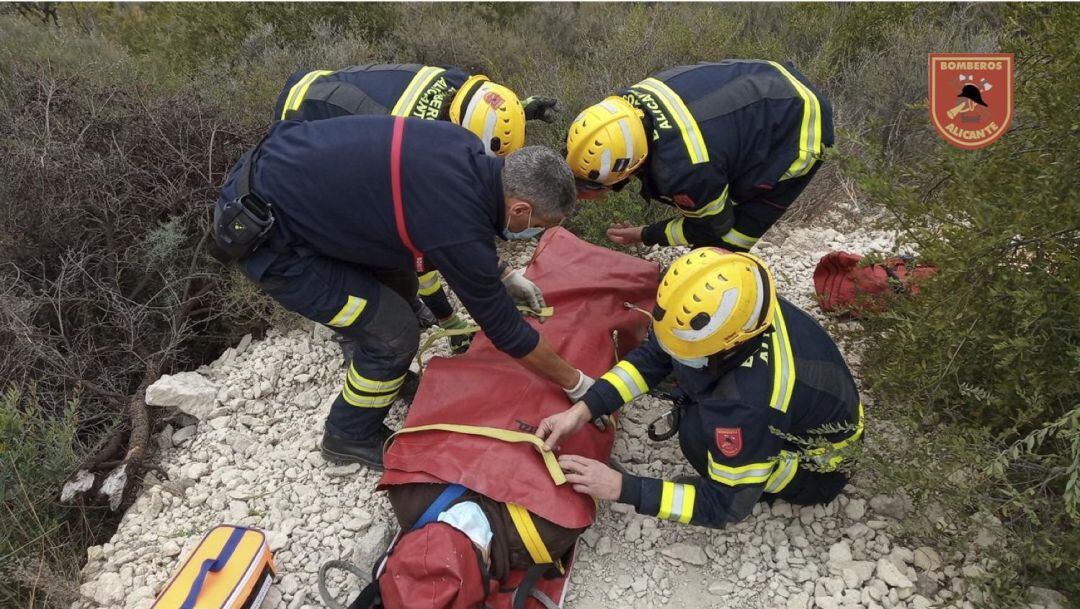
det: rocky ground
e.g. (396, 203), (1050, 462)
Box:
(72, 224), (1067, 609)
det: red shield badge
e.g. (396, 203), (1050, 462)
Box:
(715, 427), (742, 458)
(929, 54), (1013, 149)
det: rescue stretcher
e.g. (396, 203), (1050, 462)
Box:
(379, 227), (660, 608)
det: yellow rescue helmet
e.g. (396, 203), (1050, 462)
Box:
(565, 96), (648, 187)
(449, 75), (526, 157)
(653, 249), (777, 360)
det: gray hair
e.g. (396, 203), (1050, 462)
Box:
(502, 146), (576, 220)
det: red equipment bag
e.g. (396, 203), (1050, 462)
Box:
(813, 251), (937, 317)
(378, 227), (659, 608)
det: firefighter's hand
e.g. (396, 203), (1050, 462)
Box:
(502, 269), (546, 312)
(559, 455), (622, 501)
(522, 96), (559, 123)
(537, 402), (591, 450)
(607, 223), (644, 246)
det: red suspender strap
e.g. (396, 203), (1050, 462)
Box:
(390, 116), (425, 272)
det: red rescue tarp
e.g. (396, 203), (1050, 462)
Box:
(379, 227), (658, 530)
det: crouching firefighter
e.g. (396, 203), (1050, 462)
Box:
(320, 482), (583, 609)
(567, 60), (834, 253)
(537, 249), (863, 527)
(211, 115), (593, 469)
(274, 63), (560, 352)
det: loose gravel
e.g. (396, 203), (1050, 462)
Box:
(73, 225), (1045, 609)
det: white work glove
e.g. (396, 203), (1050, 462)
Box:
(563, 370), (595, 402)
(501, 268), (546, 312)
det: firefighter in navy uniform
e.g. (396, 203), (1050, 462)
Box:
(273, 63), (559, 351)
(537, 249), (862, 527)
(212, 116), (592, 468)
(566, 60), (834, 253)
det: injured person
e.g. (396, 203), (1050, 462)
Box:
(322, 228), (660, 609)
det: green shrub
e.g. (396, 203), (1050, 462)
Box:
(0, 387), (88, 608)
(0, 18), (275, 606)
(853, 4), (1080, 601)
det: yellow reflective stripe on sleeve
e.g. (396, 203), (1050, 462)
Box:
(721, 228), (760, 250)
(767, 61), (823, 181)
(600, 360), (648, 403)
(768, 302), (795, 413)
(347, 365), (405, 393)
(679, 186), (729, 219)
(328, 295), (368, 328)
(417, 271), (443, 296)
(664, 217), (689, 246)
(388, 424), (566, 485)
(764, 451), (799, 493)
(615, 361), (648, 395)
(676, 483), (696, 524)
(634, 78), (709, 164)
(390, 66), (447, 117)
(507, 503), (554, 564)
(658, 481), (696, 524)
(658, 481), (675, 520)
(599, 370), (633, 402)
(707, 452), (774, 486)
(280, 70), (334, 119)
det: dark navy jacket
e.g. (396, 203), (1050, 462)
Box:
(619, 61), (834, 250)
(273, 63), (471, 123)
(218, 116), (538, 358)
(582, 298), (860, 528)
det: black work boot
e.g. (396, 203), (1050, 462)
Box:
(320, 424), (394, 470)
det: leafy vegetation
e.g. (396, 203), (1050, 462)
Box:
(852, 4), (1080, 602)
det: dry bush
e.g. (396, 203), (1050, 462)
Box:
(0, 19), (273, 606)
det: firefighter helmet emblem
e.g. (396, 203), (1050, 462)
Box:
(929, 53), (1013, 149)
(715, 427), (743, 458)
(483, 91), (505, 110)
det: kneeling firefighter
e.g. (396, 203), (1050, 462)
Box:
(274, 63), (559, 351)
(567, 60), (834, 253)
(211, 115), (592, 469)
(323, 483), (583, 609)
(537, 249), (863, 527)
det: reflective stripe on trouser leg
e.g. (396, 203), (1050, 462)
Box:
(327, 295), (368, 328)
(325, 283), (420, 440)
(416, 271), (443, 296)
(342, 363), (406, 408)
(418, 270), (454, 320)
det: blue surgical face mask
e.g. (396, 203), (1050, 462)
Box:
(503, 207), (544, 240)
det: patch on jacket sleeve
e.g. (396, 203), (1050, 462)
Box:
(715, 427), (743, 458)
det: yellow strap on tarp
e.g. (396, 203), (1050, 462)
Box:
(387, 424), (567, 485)
(506, 502), (560, 569)
(517, 305), (555, 319)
